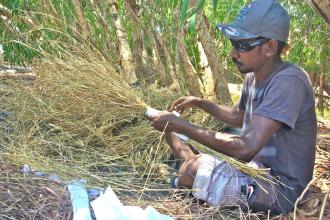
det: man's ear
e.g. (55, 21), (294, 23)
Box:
(265, 40), (278, 57)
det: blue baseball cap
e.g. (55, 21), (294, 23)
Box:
(217, 0), (290, 42)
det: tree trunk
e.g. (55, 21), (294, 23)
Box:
(324, 82), (330, 96)
(125, 0), (149, 83)
(311, 0), (330, 28)
(89, 1), (116, 58)
(124, 1), (155, 84)
(197, 41), (214, 99)
(197, 14), (232, 105)
(309, 72), (318, 88)
(151, 36), (171, 86)
(142, 47), (156, 83)
(317, 73), (325, 116)
(149, 20), (173, 86)
(308, 72), (330, 95)
(177, 27), (202, 97)
(0, 44), (4, 64)
(72, 0), (92, 40)
(162, 38), (176, 82)
(145, 3), (176, 86)
(174, 46), (181, 85)
(109, 1), (136, 83)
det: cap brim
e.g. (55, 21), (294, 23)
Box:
(217, 23), (259, 40)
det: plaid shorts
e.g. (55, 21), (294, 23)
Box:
(192, 154), (277, 211)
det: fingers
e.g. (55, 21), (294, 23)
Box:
(148, 115), (158, 130)
(173, 106), (184, 114)
(146, 115), (154, 122)
(148, 115), (167, 132)
(146, 111), (168, 123)
(170, 97), (188, 112)
(170, 99), (182, 112)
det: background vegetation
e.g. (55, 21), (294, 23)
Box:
(0, 0), (329, 219)
(1, 0), (329, 105)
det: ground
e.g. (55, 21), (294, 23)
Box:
(0, 120), (329, 220)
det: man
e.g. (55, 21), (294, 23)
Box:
(147, 0), (316, 215)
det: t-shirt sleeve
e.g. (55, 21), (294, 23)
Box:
(254, 76), (307, 129)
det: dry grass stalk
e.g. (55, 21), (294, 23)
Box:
(0, 159), (72, 219)
(0, 46), (272, 186)
(0, 39), (290, 220)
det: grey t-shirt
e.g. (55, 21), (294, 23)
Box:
(237, 62), (317, 213)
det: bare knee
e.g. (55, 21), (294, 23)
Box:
(177, 155), (201, 188)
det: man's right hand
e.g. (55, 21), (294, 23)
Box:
(170, 96), (202, 113)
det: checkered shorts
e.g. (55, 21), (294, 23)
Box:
(192, 154), (276, 210)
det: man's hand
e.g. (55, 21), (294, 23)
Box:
(170, 96), (201, 114)
(146, 111), (183, 132)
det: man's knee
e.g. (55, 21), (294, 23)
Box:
(177, 155), (201, 187)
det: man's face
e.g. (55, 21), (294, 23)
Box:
(230, 38), (269, 74)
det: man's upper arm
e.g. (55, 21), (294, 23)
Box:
(240, 114), (282, 161)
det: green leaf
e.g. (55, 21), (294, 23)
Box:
(186, 0), (206, 19)
(171, 0), (179, 8)
(212, 0), (218, 13)
(212, 0), (218, 9)
(180, 0), (189, 26)
(188, 13), (196, 34)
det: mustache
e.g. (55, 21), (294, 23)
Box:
(232, 58), (243, 66)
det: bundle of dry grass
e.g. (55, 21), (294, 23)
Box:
(1, 65), (161, 187)
(0, 47), (274, 188)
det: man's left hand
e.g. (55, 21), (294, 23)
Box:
(146, 111), (182, 132)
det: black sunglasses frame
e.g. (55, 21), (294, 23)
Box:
(230, 38), (270, 52)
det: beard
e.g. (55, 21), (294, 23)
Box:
(232, 58), (251, 74)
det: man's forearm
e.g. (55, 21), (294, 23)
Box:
(194, 98), (244, 127)
(175, 120), (251, 161)
(170, 114), (281, 162)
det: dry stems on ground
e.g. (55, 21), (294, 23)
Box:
(0, 56), (329, 219)
(0, 54), (271, 184)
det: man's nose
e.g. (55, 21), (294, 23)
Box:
(230, 47), (239, 59)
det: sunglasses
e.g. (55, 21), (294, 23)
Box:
(230, 38), (270, 52)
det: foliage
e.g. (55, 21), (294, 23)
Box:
(0, 1), (329, 218)
(283, 0), (330, 81)
(1, 0), (329, 83)
(179, 0), (329, 83)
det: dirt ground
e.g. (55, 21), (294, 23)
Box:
(0, 120), (329, 220)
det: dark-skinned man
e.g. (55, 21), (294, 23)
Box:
(147, 0), (316, 215)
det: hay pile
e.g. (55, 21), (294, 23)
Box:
(0, 48), (272, 184)
(0, 58), (166, 186)
(0, 50), (307, 219)
(0, 54), (248, 218)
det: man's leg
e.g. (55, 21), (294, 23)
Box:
(165, 132), (197, 161)
(165, 132), (201, 188)
(176, 155), (200, 188)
